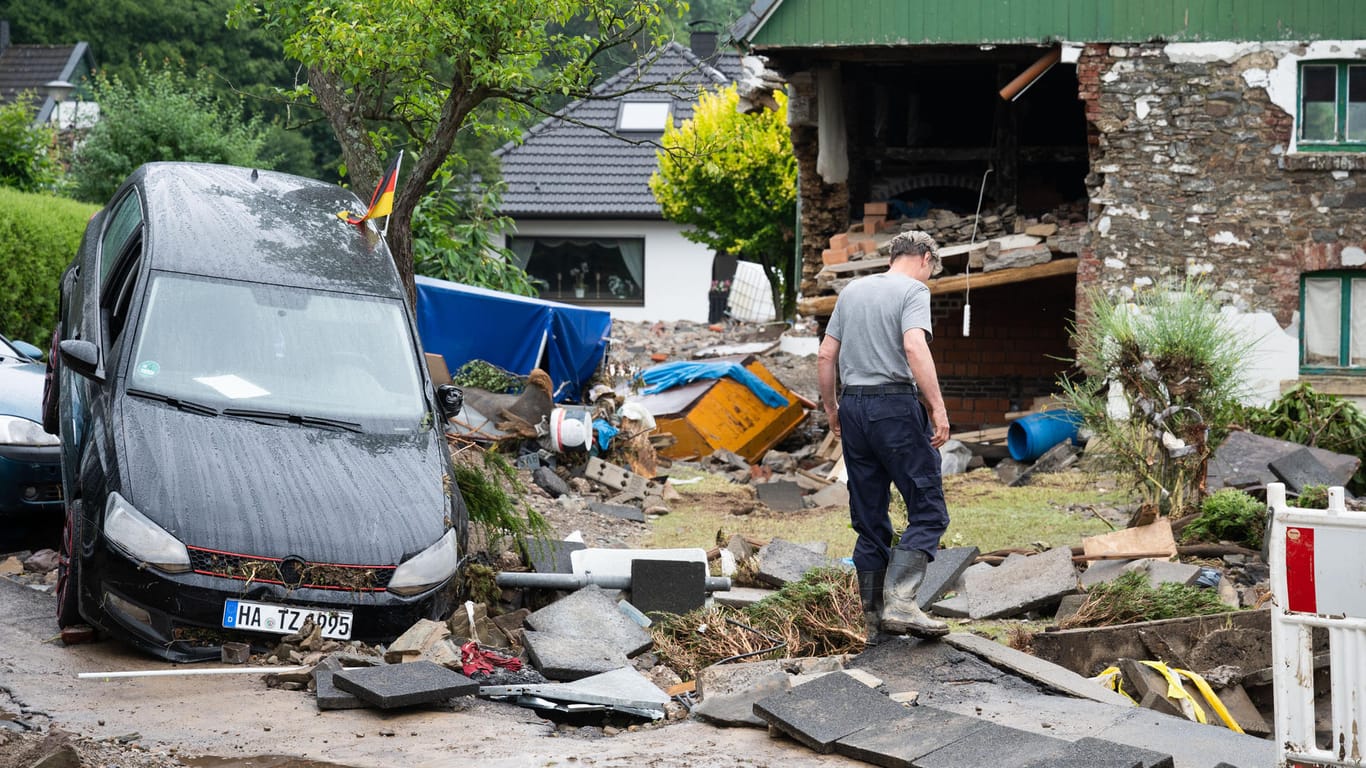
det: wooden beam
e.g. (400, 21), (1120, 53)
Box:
(799, 258), (1079, 318)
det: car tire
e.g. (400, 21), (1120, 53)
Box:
(56, 499), (83, 628)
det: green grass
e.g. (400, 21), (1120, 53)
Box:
(648, 466), (1129, 559)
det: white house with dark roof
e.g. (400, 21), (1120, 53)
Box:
(0, 20), (96, 127)
(494, 34), (744, 323)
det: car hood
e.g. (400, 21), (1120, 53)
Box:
(118, 397), (450, 565)
(0, 359), (46, 422)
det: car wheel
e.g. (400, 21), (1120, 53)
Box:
(56, 499), (83, 628)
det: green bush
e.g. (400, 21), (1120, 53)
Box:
(0, 188), (100, 345)
(1237, 383), (1366, 494)
(1060, 571), (1235, 629)
(1181, 488), (1265, 549)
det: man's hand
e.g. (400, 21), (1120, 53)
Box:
(929, 407), (949, 448)
(825, 403), (841, 438)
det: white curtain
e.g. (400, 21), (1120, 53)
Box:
(618, 239), (644, 291)
(1303, 278), (1342, 365)
(815, 65), (848, 183)
(1352, 279), (1366, 366)
(508, 238), (536, 269)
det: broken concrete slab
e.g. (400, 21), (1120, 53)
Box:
(753, 669), (910, 753)
(523, 584), (654, 658)
(756, 537), (829, 587)
(690, 670), (789, 727)
(1269, 446), (1338, 495)
(1213, 684), (1270, 736)
(808, 481), (850, 508)
(1082, 519), (1177, 561)
(522, 538), (585, 575)
(834, 705), (991, 766)
(313, 657), (369, 711)
(1054, 593), (1088, 623)
(480, 666), (670, 712)
(915, 722), (1074, 768)
(755, 480), (804, 512)
(1099, 707), (1275, 767)
(1207, 430), (1359, 491)
(531, 466), (570, 498)
(587, 500), (646, 523)
(965, 546), (1078, 619)
(920, 546), (979, 609)
(1019, 736), (1172, 768)
(629, 559), (705, 615)
(695, 655), (843, 700)
(1080, 558), (1134, 588)
(1127, 558), (1201, 588)
(1030, 609), (1272, 678)
(930, 595), (969, 618)
(332, 660), (478, 709)
(944, 633), (1132, 707)
(522, 630), (629, 681)
(711, 586), (776, 608)
(570, 547), (708, 581)
(1118, 658), (1185, 719)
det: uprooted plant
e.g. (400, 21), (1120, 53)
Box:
(650, 567), (864, 680)
(1180, 488), (1266, 550)
(1059, 571), (1235, 629)
(1059, 281), (1254, 518)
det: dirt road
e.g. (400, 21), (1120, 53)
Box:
(0, 578), (854, 767)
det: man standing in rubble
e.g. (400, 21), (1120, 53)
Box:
(817, 230), (950, 643)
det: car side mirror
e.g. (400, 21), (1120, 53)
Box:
(12, 339), (44, 361)
(59, 339), (103, 381)
(436, 384), (464, 421)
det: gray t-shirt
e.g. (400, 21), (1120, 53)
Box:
(826, 271), (932, 387)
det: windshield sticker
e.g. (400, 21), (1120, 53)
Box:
(135, 360), (160, 378)
(193, 374), (270, 400)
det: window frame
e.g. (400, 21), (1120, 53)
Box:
(1297, 61), (1366, 152)
(616, 101), (672, 133)
(1299, 271), (1366, 374)
(510, 235), (646, 307)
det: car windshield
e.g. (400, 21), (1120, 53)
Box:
(128, 273), (426, 428)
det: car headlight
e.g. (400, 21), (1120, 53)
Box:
(0, 415), (59, 446)
(388, 528), (458, 596)
(104, 492), (191, 573)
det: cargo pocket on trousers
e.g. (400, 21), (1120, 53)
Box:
(911, 473), (950, 527)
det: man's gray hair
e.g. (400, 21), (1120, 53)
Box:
(888, 230), (942, 275)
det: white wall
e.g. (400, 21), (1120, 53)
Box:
(503, 218), (713, 323)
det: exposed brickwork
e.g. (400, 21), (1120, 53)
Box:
(1078, 43), (1366, 325)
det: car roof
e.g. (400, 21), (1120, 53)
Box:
(126, 162), (406, 299)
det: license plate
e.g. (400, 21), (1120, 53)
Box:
(222, 599), (353, 640)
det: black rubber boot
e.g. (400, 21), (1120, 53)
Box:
(881, 549), (949, 639)
(856, 569), (886, 646)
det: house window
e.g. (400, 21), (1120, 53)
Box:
(1301, 272), (1366, 371)
(1299, 62), (1366, 150)
(617, 102), (671, 132)
(509, 237), (645, 305)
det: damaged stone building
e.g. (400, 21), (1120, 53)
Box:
(732, 0), (1366, 427)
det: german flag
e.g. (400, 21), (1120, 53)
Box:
(341, 151), (402, 225)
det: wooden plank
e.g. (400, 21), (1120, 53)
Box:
(951, 426), (1010, 443)
(1081, 518), (1178, 560)
(799, 257), (1079, 318)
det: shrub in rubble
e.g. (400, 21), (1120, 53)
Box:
(450, 444), (550, 555)
(1059, 571), (1235, 629)
(1180, 488), (1265, 550)
(1059, 281), (1253, 518)
(1235, 382), (1366, 494)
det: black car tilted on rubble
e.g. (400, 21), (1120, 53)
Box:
(50, 162), (468, 661)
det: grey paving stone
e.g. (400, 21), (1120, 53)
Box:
(965, 546), (1078, 619)
(522, 538), (585, 574)
(1269, 446), (1337, 494)
(691, 670), (789, 727)
(1034, 737), (1174, 768)
(1080, 558), (1134, 588)
(944, 633), (1132, 707)
(929, 595), (969, 618)
(1130, 559), (1201, 588)
(532, 466), (570, 498)
(711, 586), (775, 608)
(695, 656), (840, 699)
(1053, 593), (1088, 623)
(809, 482), (849, 507)
(834, 705), (990, 767)
(919, 546), (979, 608)
(522, 630), (628, 681)
(914, 721), (1072, 768)
(524, 583), (654, 657)
(332, 660), (478, 709)
(482, 666), (669, 711)
(630, 559), (705, 615)
(756, 480), (805, 512)
(1100, 708), (1274, 768)
(312, 657), (368, 711)
(588, 500), (646, 522)
(756, 537), (828, 587)
(753, 669), (910, 753)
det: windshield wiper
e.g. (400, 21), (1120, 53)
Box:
(220, 407), (363, 433)
(126, 388), (220, 416)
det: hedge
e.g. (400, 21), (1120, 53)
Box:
(0, 188), (100, 347)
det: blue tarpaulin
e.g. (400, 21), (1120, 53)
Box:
(415, 275), (612, 402)
(638, 360), (789, 408)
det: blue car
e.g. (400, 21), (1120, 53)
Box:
(0, 333), (62, 524)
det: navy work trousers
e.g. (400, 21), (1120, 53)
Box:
(838, 391), (949, 572)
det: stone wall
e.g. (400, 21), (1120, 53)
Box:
(1079, 42), (1366, 326)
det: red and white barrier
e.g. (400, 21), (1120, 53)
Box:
(1269, 482), (1366, 767)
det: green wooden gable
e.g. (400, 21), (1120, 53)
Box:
(740, 0), (1366, 48)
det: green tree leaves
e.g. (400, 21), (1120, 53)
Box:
(650, 85), (797, 318)
(0, 96), (64, 194)
(68, 62), (274, 203)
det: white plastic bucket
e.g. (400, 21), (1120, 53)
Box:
(548, 406), (594, 452)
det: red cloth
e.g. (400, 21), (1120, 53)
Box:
(460, 641), (522, 676)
